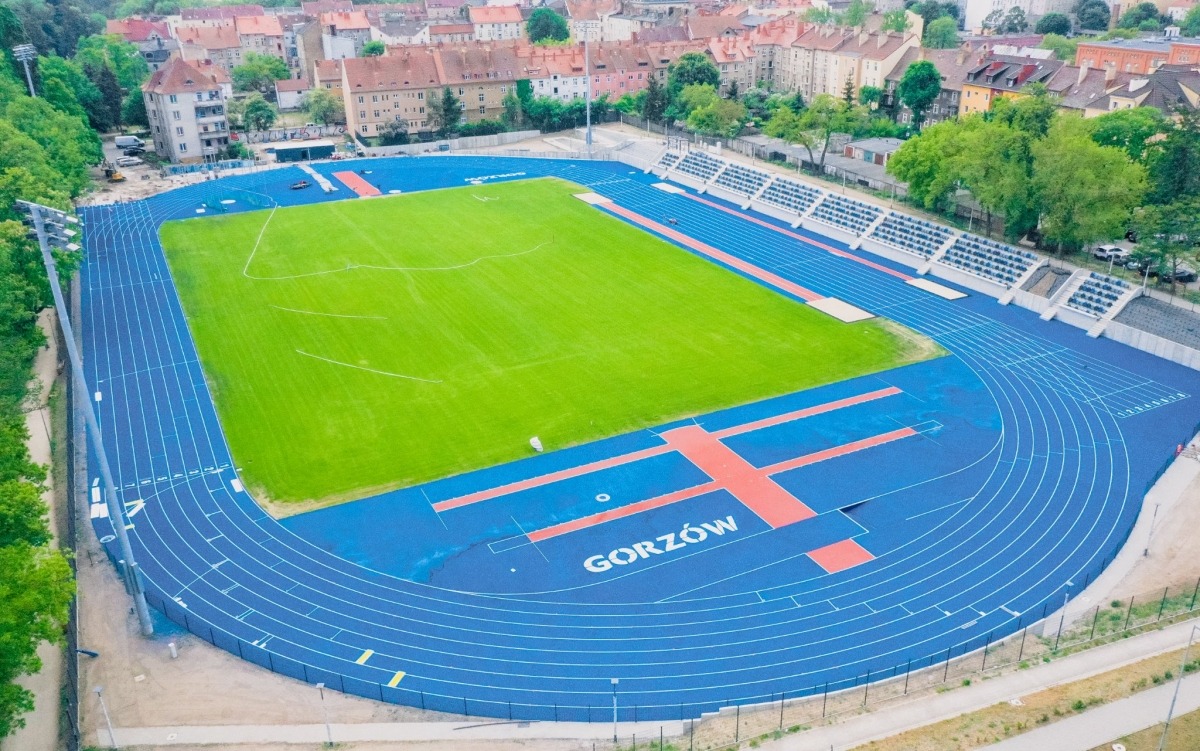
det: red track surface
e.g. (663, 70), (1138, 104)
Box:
(807, 538), (875, 573)
(332, 171), (382, 197)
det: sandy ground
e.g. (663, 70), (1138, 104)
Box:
(1, 314), (64, 751)
(70, 129), (1200, 750)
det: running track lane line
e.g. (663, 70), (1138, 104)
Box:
(524, 425), (920, 542)
(600, 203), (825, 302)
(332, 171), (382, 197)
(679, 192), (914, 282)
(432, 385), (902, 512)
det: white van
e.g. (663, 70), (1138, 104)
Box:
(115, 135), (145, 149)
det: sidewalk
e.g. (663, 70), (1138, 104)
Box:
(104, 619), (1200, 748)
(985, 672), (1200, 750)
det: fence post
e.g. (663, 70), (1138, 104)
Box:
(822, 681), (829, 717)
(1018, 626), (1028, 661)
(779, 691), (785, 730)
(735, 704), (740, 743)
(863, 670), (871, 706)
(903, 658), (912, 695)
(1125, 596), (1136, 631)
(1191, 576), (1200, 611)
(1158, 587), (1170, 620)
(982, 632), (992, 670)
(1090, 606), (1100, 641)
(943, 646), (952, 682)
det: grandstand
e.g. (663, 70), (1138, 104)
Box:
(809, 193), (882, 235)
(869, 213), (954, 258)
(712, 162), (771, 198)
(674, 150), (726, 182)
(1066, 272), (1132, 318)
(757, 176), (823, 215)
(939, 233), (1040, 287)
(655, 150), (682, 172)
(1115, 296), (1200, 350)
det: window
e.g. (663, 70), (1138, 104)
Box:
(372, 95), (378, 102)
(361, 125), (368, 132)
(169, 94), (177, 103)
(172, 110), (181, 121)
(478, 93), (484, 102)
(175, 126), (184, 135)
(360, 110), (366, 118)
(458, 87), (464, 95)
(179, 143), (187, 152)
(418, 91), (424, 100)
(358, 96), (364, 103)
(374, 110), (380, 117)
(479, 104), (485, 113)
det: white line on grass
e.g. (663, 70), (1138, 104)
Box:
(294, 349), (443, 383)
(270, 305), (387, 320)
(245, 240), (553, 281)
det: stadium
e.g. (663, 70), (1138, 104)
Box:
(79, 150), (1200, 724)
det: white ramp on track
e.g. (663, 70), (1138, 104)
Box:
(907, 277), (967, 300)
(808, 297), (875, 322)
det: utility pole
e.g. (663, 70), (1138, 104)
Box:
(18, 200), (154, 636)
(584, 38), (593, 157)
(12, 44), (37, 97)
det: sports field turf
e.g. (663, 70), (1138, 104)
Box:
(161, 177), (938, 509)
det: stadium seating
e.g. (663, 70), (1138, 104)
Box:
(809, 194), (882, 235)
(869, 213), (954, 258)
(940, 234), (1039, 286)
(1066, 272), (1130, 318)
(713, 163), (771, 197)
(656, 151), (682, 171)
(674, 151), (726, 182)
(757, 177), (823, 215)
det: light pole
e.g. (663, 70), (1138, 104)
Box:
(611, 677), (619, 744)
(316, 682), (333, 746)
(12, 43), (36, 97)
(17, 200), (154, 636)
(94, 686), (118, 750)
(1159, 624), (1200, 751)
(584, 38), (593, 158)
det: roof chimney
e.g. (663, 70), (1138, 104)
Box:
(1077, 63), (1087, 86)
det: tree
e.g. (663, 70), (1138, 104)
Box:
(990, 85), (1057, 138)
(982, 9), (1006, 31)
(501, 91), (525, 128)
(641, 74), (668, 123)
(1001, 6), (1028, 31)
(427, 86), (462, 137)
(844, 0), (874, 26)
(1132, 198), (1200, 291)
(726, 80), (739, 100)
(304, 87), (344, 125)
(803, 6), (836, 23)
(1087, 107), (1165, 162)
(37, 56), (103, 127)
(1118, 2), (1161, 28)
(1039, 33), (1078, 64)
(676, 83), (720, 120)
(924, 16), (959, 48)
(1036, 12), (1071, 34)
(121, 91), (148, 127)
(377, 119), (409, 145)
(881, 9), (911, 31)
(858, 85), (884, 107)
(687, 96), (746, 137)
(666, 52), (720, 103)
(361, 40), (385, 56)
(84, 62), (123, 132)
(240, 93), (278, 131)
(231, 52), (290, 96)
(1075, 0), (1111, 30)
(841, 77), (856, 105)
(1032, 115), (1147, 252)
(526, 8), (569, 43)
(897, 60), (942, 128)
(886, 118), (963, 209)
(75, 34), (149, 92)
(1147, 110), (1200, 204)
(764, 94), (868, 172)
(1183, 5), (1200, 36)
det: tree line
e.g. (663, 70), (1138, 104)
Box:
(0, 41), (93, 739)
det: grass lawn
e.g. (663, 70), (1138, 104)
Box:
(161, 177), (937, 510)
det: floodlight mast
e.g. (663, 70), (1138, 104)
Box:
(19, 200), (154, 637)
(12, 44), (37, 97)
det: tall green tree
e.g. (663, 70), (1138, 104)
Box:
(897, 60), (942, 128)
(666, 52), (720, 103)
(231, 52), (289, 96)
(923, 16), (959, 49)
(1032, 115), (1147, 252)
(1086, 107), (1165, 162)
(84, 62), (123, 131)
(427, 85), (462, 137)
(1147, 110), (1200, 204)
(1183, 5), (1200, 35)
(881, 8), (911, 31)
(1117, 2), (1161, 28)
(887, 118), (966, 210)
(240, 93), (278, 131)
(641, 74), (668, 123)
(1132, 198), (1200, 291)
(360, 40), (385, 56)
(1039, 33), (1077, 64)
(526, 8), (569, 43)
(763, 94), (868, 172)
(75, 34), (149, 92)
(304, 87), (344, 125)
(1075, 0), (1111, 30)
(1035, 12), (1071, 34)
(843, 0), (873, 26)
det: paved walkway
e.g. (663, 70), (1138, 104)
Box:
(985, 672), (1200, 750)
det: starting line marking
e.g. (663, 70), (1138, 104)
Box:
(355, 649), (374, 665)
(388, 671), (406, 687)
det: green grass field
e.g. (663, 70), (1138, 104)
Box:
(161, 177), (937, 510)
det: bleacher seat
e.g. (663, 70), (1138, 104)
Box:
(868, 213), (953, 258)
(758, 177), (823, 215)
(809, 194), (882, 235)
(1065, 272), (1130, 318)
(656, 151), (682, 171)
(713, 163), (770, 197)
(938, 233), (1039, 287)
(674, 151), (725, 182)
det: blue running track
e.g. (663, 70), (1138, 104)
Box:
(80, 156), (1200, 721)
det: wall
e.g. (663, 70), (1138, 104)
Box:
(362, 129), (541, 155)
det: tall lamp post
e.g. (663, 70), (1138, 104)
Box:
(1159, 624), (1200, 751)
(12, 43), (37, 97)
(17, 200), (154, 637)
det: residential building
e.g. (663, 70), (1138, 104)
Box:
(436, 42), (523, 117)
(1085, 64), (1200, 115)
(176, 22), (244, 73)
(235, 14), (287, 61)
(321, 11), (374, 58)
(428, 23), (475, 42)
(427, 0), (471, 20)
(275, 77), (312, 109)
(142, 56), (231, 163)
(105, 18), (179, 71)
(602, 13), (658, 40)
(843, 136), (903, 165)
(342, 49), (442, 137)
(314, 58), (345, 93)
(1074, 38), (1200, 74)
(884, 46), (979, 125)
(469, 5), (525, 40)
(180, 4), (265, 22)
(378, 20), (434, 45)
(296, 21), (325, 81)
(959, 53), (1065, 114)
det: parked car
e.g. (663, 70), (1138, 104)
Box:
(122, 147), (145, 157)
(1170, 265), (1198, 283)
(115, 135), (144, 149)
(114, 156), (143, 168)
(1092, 244), (1122, 260)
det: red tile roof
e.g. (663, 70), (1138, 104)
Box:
(142, 56), (227, 94)
(468, 5), (524, 24)
(234, 15), (284, 37)
(105, 18), (170, 42)
(320, 11), (373, 30)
